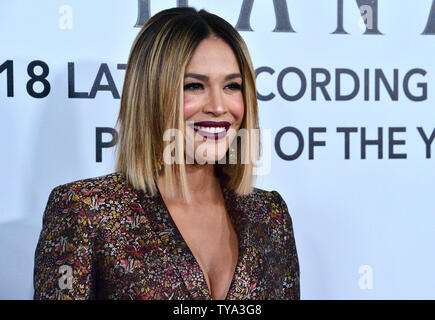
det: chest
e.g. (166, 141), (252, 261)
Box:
(166, 203), (239, 300)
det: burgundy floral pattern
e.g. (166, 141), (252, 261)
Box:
(33, 172), (299, 300)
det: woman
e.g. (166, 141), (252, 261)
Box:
(33, 7), (299, 300)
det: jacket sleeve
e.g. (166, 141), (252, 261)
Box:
(271, 191), (300, 300)
(33, 185), (97, 300)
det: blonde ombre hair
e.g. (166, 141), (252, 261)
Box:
(115, 7), (260, 203)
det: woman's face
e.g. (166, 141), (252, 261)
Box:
(183, 36), (245, 164)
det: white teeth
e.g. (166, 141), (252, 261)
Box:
(194, 125), (226, 133)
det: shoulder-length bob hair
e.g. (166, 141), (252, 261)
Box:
(115, 6), (260, 203)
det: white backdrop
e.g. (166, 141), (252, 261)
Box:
(1, 0), (434, 299)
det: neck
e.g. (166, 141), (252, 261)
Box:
(157, 164), (222, 204)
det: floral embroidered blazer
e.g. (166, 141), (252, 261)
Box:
(33, 172), (300, 300)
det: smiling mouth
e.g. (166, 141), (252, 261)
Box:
(189, 121), (231, 140)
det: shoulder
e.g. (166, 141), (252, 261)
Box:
(45, 172), (134, 219)
(48, 172), (126, 200)
(50, 171), (128, 194)
(51, 171), (126, 192)
(247, 187), (288, 210)
(237, 187), (290, 225)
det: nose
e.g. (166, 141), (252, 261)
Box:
(202, 86), (227, 116)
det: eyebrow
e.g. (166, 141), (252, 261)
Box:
(184, 73), (242, 81)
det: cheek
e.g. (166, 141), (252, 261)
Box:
(183, 94), (200, 120)
(231, 94), (245, 124)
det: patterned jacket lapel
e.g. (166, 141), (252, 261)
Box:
(222, 186), (269, 299)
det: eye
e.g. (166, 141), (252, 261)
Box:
(184, 83), (203, 90)
(225, 82), (242, 90)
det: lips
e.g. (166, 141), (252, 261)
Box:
(189, 121), (231, 140)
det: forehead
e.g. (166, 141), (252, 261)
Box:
(185, 37), (240, 74)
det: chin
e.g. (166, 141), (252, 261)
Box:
(200, 154), (226, 165)
(187, 149), (228, 165)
